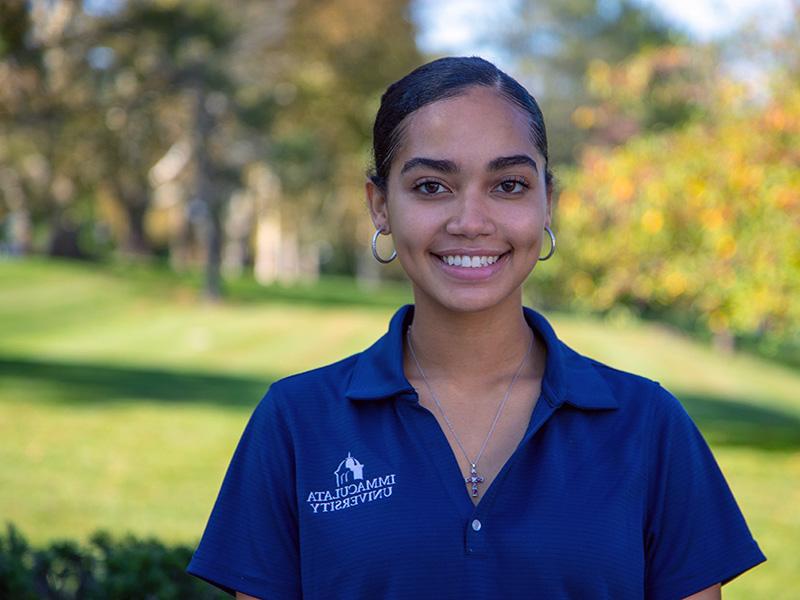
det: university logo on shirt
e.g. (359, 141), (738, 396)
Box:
(306, 451), (396, 514)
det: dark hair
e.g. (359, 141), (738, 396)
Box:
(369, 56), (553, 192)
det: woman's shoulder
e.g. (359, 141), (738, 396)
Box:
(240, 352), (364, 437)
(527, 307), (674, 417)
(556, 339), (689, 424)
(272, 352), (362, 393)
(256, 351), (363, 412)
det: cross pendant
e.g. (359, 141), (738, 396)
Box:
(465, 463), (484, 497)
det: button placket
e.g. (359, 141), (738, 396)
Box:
(465, 513), (487, 556)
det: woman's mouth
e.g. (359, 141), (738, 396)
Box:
(437, 253), (505, 267)
(431, 251), (511, 280)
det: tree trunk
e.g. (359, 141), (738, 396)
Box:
(205, 198), (223, 300)
(222, 190), (254, 277)
(120, 192), (150, 256)
(192, 86), (222, 301)
(1, 183), (33, 255)
(252, 164), (282, 285)
(47, 213), (85, 259)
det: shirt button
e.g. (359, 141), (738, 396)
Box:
(471, 519), (482, 531)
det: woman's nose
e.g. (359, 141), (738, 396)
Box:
(445, 189), (495, 238)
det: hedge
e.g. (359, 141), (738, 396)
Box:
(0, 524), (225, 599)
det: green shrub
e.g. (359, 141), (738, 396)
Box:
(0, 524), (225, 599)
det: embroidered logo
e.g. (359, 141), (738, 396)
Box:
(334, 452), (364, 486)
(306, 451), (396, 514)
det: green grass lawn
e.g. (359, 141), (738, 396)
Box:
(1, 258), (798, 598)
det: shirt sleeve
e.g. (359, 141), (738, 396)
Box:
(643, 384), (766, 599)
(187, 383), (301, 599)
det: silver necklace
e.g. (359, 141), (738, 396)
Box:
(406, 326), (534, 498)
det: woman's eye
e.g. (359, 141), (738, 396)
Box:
(414, 181), (448, 195)
(496, 179), (528, 194)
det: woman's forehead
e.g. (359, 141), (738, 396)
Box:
(395, 87), (539, 165)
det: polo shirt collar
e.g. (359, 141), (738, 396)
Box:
(345, 304), (618, 411)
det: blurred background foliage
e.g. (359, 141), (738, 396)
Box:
(1, 0), (799, 597)
(1, 0), (796, 355)
(550, 41), (800, 359)
(0, 0), (420, 294)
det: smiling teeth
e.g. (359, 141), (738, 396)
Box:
(441, 255), (501, 267)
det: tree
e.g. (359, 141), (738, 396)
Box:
(548, 39), (800, 351)
(267, 0), (421, 277)
(481, 0), (678, 164)
(0, 0), (422, 292)
(0, 0), (100, 258)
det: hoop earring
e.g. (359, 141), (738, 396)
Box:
(539, 226), (556, 261)
(371, 228), (397, 263)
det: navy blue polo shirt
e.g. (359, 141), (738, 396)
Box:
(188, 304), (765, 599)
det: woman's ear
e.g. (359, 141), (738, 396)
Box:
(545, 185), (553, 229)
(365, 179), (390, 233)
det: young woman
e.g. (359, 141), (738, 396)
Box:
(188, 57), (765, 599)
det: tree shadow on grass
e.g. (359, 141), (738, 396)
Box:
(224, 276), (413, 309)
(0, 355), (273, 409)
(676, 391), (800, 452)
(2, 355), (799, 451)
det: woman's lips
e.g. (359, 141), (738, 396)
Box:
(431, 251), (510, 281)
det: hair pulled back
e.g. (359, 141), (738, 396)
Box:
(369, 56), (553, 192)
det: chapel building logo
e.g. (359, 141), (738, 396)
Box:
(335, 451), (364, 486)
(306, 451), (396, 514)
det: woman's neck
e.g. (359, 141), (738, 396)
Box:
(405, 291), (540, 388)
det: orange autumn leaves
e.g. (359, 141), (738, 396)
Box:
(553, 61), (800, 342)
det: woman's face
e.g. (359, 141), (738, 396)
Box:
(367, 86), (552, 314)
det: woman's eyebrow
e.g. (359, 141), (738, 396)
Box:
(400, 157), (459, 175)
(487, 154), (538, 172)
